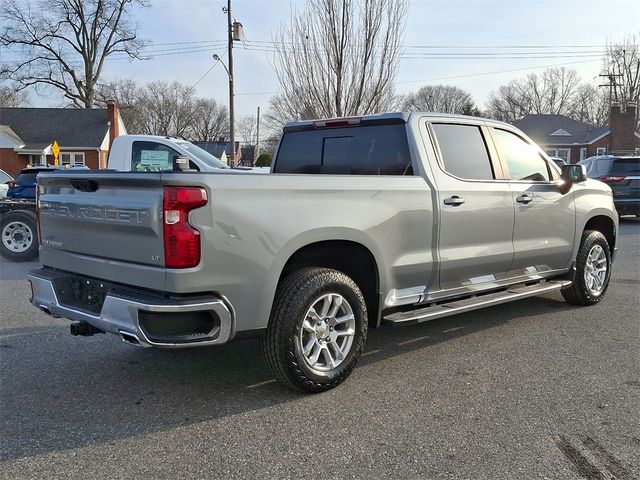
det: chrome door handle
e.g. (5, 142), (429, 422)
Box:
(443, 195), (465, 206)
(516, 193), (533, 204)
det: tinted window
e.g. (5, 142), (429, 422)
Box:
(132, 141), (182, 172)
(274, 124), (413, 175)
(15, 172), (38, 184)
(493, 129), (549, 181)
(612, 158), (640, 175)
(0, 171), (12, 183)
(431, 123), (494, 180)
(594, 159), (613, 175)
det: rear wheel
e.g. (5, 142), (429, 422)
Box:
(562, 230), (611, 306)
(0, 211), (38, 261)
(261, 268), (367, 393)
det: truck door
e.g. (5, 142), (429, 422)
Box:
(427, 122), (515, 293)
(490, 127), (575, 274)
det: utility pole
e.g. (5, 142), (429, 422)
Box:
(255, 106), (260, 165)
(598, 73), (623, 107)
(224, 0), (235, 167)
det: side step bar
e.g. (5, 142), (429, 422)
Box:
(383, 280), (571, 327)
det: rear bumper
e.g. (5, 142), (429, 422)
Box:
(28, 268), (235, 348)
(614, 198), (640, 216)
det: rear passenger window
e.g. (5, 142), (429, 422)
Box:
(274, 124), (413, 175)
(431, 123), (494, 180)
(493, 129), (550, 182)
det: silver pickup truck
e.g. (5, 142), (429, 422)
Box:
(28, 113), (618, 392)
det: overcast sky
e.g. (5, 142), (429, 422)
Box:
(30, 0), (640, 119)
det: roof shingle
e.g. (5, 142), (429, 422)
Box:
(0, 107), (110, 148)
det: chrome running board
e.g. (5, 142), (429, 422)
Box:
(383, 280), (571, 327)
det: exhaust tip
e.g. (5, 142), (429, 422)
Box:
(119, 331), (141, 347)
(38, 305), (52, 316)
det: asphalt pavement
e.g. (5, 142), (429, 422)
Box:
(1, 219), (639, 479)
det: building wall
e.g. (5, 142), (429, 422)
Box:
(0, 149), (26, 177)
(0, 149), (100, 177)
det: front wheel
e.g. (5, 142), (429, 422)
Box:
(562, 230), (612, 306)
(261, 268), (368, 393)
(0, 211), (38, 261)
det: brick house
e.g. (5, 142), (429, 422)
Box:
(0, 103), (125, 177)
(515, 103), (640, 164)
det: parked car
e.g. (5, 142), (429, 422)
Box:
(29, 112), (617, 392)
(107, 135), (264, 172)
(0, 169), (13, 199)
(6, 166), (88, 200)
(578, 155), (640, 217)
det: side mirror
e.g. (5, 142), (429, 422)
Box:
(561, 164), (587, 183)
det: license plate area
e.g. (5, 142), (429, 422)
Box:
(52, 275), (116, 315)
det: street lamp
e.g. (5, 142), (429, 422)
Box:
(213, 53), (235, 167)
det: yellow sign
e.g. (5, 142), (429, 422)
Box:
(52, 141), (60, 166)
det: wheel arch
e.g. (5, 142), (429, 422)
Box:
(582, 214), (616, 254)
(267, 232), (385, 329)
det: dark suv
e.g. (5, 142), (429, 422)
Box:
(579, 155), (640, 217)
(7, 166), (88, 200)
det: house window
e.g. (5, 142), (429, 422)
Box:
(545, 148), (570, 163)
(596, 147), (606, 156)
(60, 152), (85, 167)
(580, 148), (587, 162)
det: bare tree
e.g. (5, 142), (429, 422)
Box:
(401, 85), (480, 115)
(603, 33), (640, 128)
(1, 0), (148, 108)
(95, 77), (144, 131)
(133, 81), (195, 138)
(96, 79), (228, 140)
(236, 115), (258, 147)
(568, 84), (609, 126)
(486, 67), (582, 123)
(190, 98), (228, 142)
(0, 84), (29, 106)
(269, 0), (407, 126)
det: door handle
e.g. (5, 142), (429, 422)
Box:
(443, 195), (465, 206)
(516, 193), (534, 204)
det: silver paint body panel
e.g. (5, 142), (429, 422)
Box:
(32, 112), (618, 344)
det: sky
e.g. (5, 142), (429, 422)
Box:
(22, 0), (640, 122)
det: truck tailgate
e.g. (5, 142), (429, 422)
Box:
(38, 172), (165, 267)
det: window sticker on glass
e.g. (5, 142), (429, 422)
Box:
(140, 150), (171, 170)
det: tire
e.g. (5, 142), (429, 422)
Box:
(261, 268), (368, 393)
(0, 211), (38, 261)
(561, 230), (611, 306)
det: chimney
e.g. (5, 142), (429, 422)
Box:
(609, 102), (636, 153)
(627, 101), (637, 117)
(107, 101), (119, 149)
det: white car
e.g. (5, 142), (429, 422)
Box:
(0, 169), (13, 199)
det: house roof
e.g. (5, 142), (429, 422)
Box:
(515, 114), (610, 146)
(193, 141), (240, 158)
(0, 107), (111, 149)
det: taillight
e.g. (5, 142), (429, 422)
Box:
(7, 181), (16, 189)
(163, 187), (208, 268)
(313, 117), (361, 128)
(36, 185), (42, 246)
(599, 175), (625, 182)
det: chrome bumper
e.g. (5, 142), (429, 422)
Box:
(27, 269), (235, 348)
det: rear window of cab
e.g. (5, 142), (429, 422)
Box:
(274, 124), (413, 175)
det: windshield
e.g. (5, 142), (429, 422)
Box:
(176, 141), (228, 169)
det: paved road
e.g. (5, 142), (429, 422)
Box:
(1, 220), (639, 479)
